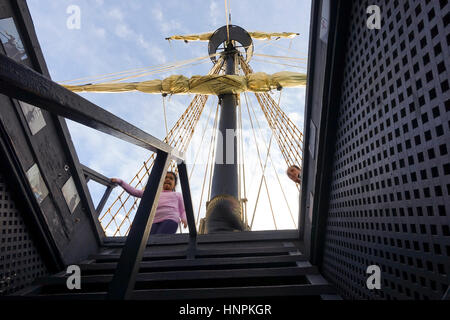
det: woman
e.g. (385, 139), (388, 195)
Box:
(111, 171), (188, 235)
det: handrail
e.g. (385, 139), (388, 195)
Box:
(177, 161), (198, 259)
(0, 53), (183, 160)
(0, 53), (197, 300)
(81, 164), (114, 186)
(81, 164), (116, 216)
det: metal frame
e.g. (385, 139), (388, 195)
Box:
(0, 52), (198, 300)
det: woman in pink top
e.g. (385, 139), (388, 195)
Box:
(111, 172), (187, 235)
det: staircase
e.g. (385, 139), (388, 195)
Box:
(13, 230), (340, 300)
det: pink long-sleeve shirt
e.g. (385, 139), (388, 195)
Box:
(116, 179), (186, 224)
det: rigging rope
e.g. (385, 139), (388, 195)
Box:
(60, 52), (221, 85)
(238, 99), (248, 227)
(249, 91), (297, 228)
(244, 92), (277, 230)
(100, 58), (224, 236)
(195, 102), (220, 228)
(253, 53), (308, 61)
(252, 58), (307, 71)
(268, 41), (309, 58)
(162, 96), (169, 137)
(239, 56), (303, 193)
(225, 0), (230, 42)
(189, 99), (216, 180)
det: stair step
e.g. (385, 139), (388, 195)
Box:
(102, 230), (301, 247)
(78, 254), (307, 275)
(90, 246), (301, 262)
(25, 284), (336, 300)
(34, 265), (319, 294)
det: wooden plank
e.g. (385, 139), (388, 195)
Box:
(90, 246), (301, 262)
(24, 284), (335, 300)
(102, 240), (303, 255)
(80, 164), (114, 186)
(102, 229), (300, 246)
(35, 266), (318, 288)
(177, 162), (197, 259)
(78, 254), (308, 273)
(131, 284), (336, 300)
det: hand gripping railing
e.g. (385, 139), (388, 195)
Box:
(0, 53), (198, 300)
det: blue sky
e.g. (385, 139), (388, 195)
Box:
(27, 0), (311, 234)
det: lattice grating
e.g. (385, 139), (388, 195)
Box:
(321, 0), (450, 300)
(0, 171), (48, 296)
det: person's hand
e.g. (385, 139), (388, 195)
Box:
(181, 219), (188, 228)
(111, 178), (120, 185)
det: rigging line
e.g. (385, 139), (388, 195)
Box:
(238, 101), (246, 226)
(240, 57), (297, 167)
(253, 53), (308, 61)
(103, 99), (196, 231)
(165, 58), (222, 149)
(61, 52), (221, 85)
(238, 81), (247, 227)
(164, 61), (221, 152)
(255, 95), (298, 171)
(104, 97), (202, 231)
(263, 90), (305, 141)
(207, 99), (220, 201)
(108, 59), (212, 83)
(237, 100), (245, 224)
(252, 58), (307, 71)
(162, 96), (169, 137)
(116, 97), (207, 235)
(269, 41), (309, 57)
(102, 61), (222, 234)
(238, 99), (248, 226)
(260, 93), (304, 161)
(225, 0), (230, 42)
(196, 102), (220, 227)
(255, 93), (298, 165)
(261, 93), (304, 151)
(250, 91), (297, 228)
(239, 59), (303, 151)
(250, 105), (277, 230)
(256, 37), (280, 52)
(237, 66), (260, 198)
(241, 59), (301, 165)
(244, 92), (277, 230)
(189, 98), (216, 180)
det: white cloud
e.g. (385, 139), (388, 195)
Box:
(108, 7), (124, 21)
(152, 7), (163, 22)
(115, 23), (132, 38)
(93, 27), (106, 38)
(209, 1), (221, 28)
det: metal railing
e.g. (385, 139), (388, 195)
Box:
(0, 53), (198, 300)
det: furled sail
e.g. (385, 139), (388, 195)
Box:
(166, 31), (299, 42)
(62, 72), (307, 95)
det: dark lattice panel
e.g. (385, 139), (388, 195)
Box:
(321, 0), (450, 299)
(0, 171), (48, 296)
